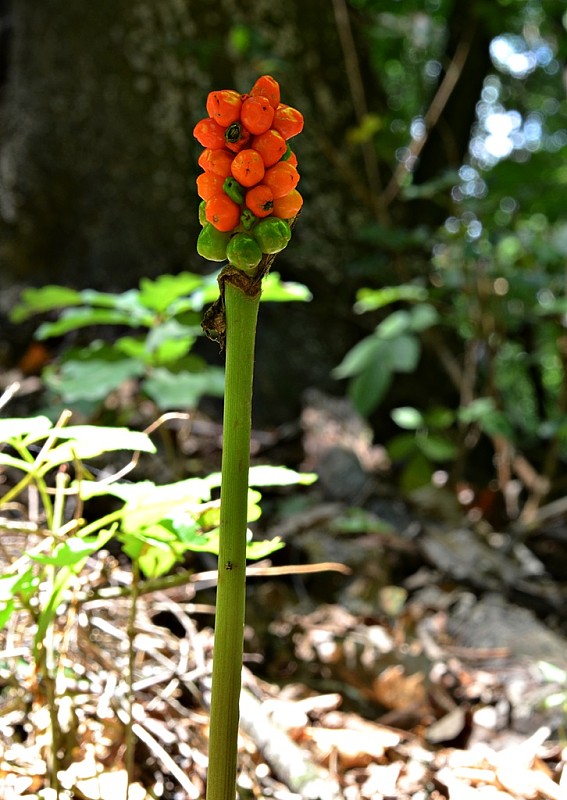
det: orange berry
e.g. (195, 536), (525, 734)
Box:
(263, 162), (299, 199)
(273, 104), (304, 140)
(286, 151), (298, 168)
(198, 148), (234, 178)
(250, 75), (280, 109)
(206, 89), (242, 127)
(245, 184), (274, 218)
(272, 189), (303, 219)
(196, 171), (225, 200)
(251, 129), (287, 167)
(225, 122), (251, 153)
(230, 149), (265, 188)
(205, 193), (241, 232)
(193, 117), (227, 149)
(240, 96), (274, 135)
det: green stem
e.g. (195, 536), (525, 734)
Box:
(206, 278), (260, 800)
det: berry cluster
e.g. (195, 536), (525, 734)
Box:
(194, 75), (303, 274)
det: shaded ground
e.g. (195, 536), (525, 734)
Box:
(1, 381), (567, 799)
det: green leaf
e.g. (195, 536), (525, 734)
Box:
(245, 537), (285, 559)
(138, 272), (205, 313)
(400, 451), (433, 493)
(348, 361), (393, 416)
(10, 286), (84, 323)
(247, 465), (317, 487)
(333, 335), (386, 379)
(392, 406), (424, 429)
(416, 433), (458, 461)
(36, 307), (146, 339)
(354, 284), (428, 314)
(119, 478), (213, 532)
(376, 310), (413, 339)
(0, 416), (52, 443)
(409, 303), (439, 331)
(142, 367), (224, 409)
(424, 406), (455, 430)
(42, 425), (155, 470)
(388, 334), (420, 372)
(144, 320), (199, 364)
(45, 343), (145, 402)
(458, 397), (496, 424)
(387, 432), (417, 460)
(261, 273), (312, 302)
(29, 530), (114, 567)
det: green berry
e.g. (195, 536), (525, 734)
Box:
(240, 209), (258, 231)
(197, 223), (231, 262)
(252, 217), (291, 254)
(199, 200), (207, 226)
(223, 176), (245, 205)
(226, 233), (262, 274)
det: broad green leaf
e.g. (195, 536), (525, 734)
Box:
(143, 367), (224, 409)
(45, 344), (145, 402)
(138, 272), (205, 313)
(348, 361), (393, 416)
(424, 407), (455, 430)
(478, 409), (515, 440)
(400, 451), (433, 493)
(247, 465), (317, 487)
(10, 286), (84, 322)
(458, 397), (496, 424)
(144, 320), (199, 363)
(0, 416), (52, 443)
(354, 284), (428, 314)
(35, 308), (147, 339)
(120, 478), (212, 532)
(29, 529), (114, 567)
(40, 425), (155, 471)
(409, 303), (439, 331)
(376, 310), (413, 339)
(261, 273), (312, 302)
(245, 537), (285, 559)
(79, 288), (146, 315)
(333, 335), (387, 379)
(387, 334), (420, 372)
(392, 406), (424, 430)
(416, 433), (458, 461)
(0, 453), (34, 472)
(387, 432), (416, 460)
(78, 476), (210, 504)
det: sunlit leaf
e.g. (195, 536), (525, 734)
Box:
(391, 406), (423, 430)
(142, 367), (224, 409)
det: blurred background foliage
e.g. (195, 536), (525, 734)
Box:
(1, 0), (566, 517)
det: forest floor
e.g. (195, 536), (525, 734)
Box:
(1, 383), (567, 800)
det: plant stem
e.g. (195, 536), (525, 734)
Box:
(206, 278), (260, 800)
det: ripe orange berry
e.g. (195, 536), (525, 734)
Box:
(245, 184), (274, 218)
(272, 189), (303, 219)
(193, 117), (227, 149)
(250, 75), (280, 109)
(205, 193), (241, 232)
(206, 89), (242, 127)
(263, 162), (299, 199)
(196, 171), (225, 200)
(273, 104), (304, 140)
(286, 150), (298, 168)
(198, 148), (234, 178)
(225, 122), (251, 153)
(240, 96), (274, 135)
(251, 129), (287, 167)
(231, 149), (265, 188)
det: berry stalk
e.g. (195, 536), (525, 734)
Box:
(206, 279), (260, 800)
